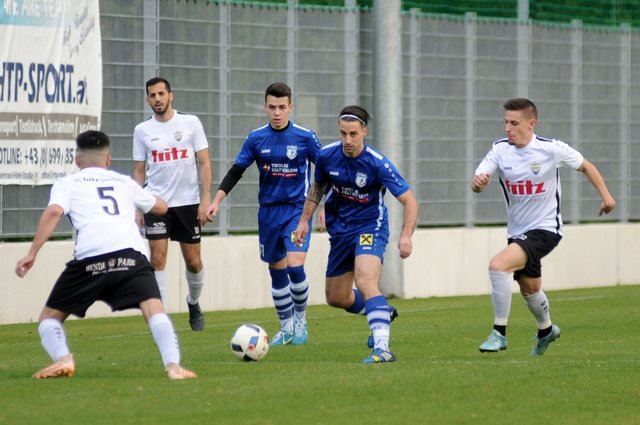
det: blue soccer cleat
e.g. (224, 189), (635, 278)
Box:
(530, 324), (561, 356)
(270, 329), (293, 346)
(367, 305), (399, 348)
(292, 319), (308, 345)
(479, 329), (507, 352)
(362, 348), (396, 364)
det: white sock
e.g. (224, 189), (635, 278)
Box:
(38, 318), (70, 361)
(489, 271), (513, 326)
(186, 269), (204, 305)
(155, 270), (168, 305)
(148, 313), (180, 367)
(524, 290), (552, 330)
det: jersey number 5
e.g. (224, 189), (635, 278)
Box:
(97, 186), (120, 216)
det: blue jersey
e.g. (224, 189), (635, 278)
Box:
(315, 141), (410, 236)
(235, 121), (321, 206)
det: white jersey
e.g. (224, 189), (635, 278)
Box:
(133, 111), (208, 207)
(475, 134), (584, 238)
(49, 167), (157, 260)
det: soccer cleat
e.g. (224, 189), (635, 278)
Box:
(367, 305), (399, 348)
(362, 348), (396, 364)
(530, 324), (561, 356)
(187, 298), (205, 331)
(292, 319), (308, 345)
(33, 354), (75, 379)
(270, 329), (293, 346)
(165, 363), (197, 380)
(479, 329), (507, 352)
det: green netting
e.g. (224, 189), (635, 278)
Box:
(209, 1), (640, 28)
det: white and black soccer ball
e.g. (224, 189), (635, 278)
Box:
(230, 324), (269, 361)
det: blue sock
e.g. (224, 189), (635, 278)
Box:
(269, 267), (293, 331)
(288, 265), (309, 321)
(345, 288), (366, 315)
(365, 295), (391, 351)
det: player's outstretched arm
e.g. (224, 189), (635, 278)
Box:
(207, 164), (246, 221)
(578, 159), (616, 216)
(15, 205), (64, 278)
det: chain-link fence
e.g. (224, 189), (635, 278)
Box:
(1, 0), (637, 238)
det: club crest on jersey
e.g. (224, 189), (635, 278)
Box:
(286, 145), (297, 160)
(174, 131), (183, 142)
(530, 162), (541, 175)
(355, 172), (367, 188)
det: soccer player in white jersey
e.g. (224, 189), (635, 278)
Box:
(206, 82), (321, 346)
(15, 130), (196, 380)
(471, 98), (616, 356)
(293, 105), (418, 363)
(133, 77), (212, 331)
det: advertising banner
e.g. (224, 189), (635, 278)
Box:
(0, 0), (101, 185)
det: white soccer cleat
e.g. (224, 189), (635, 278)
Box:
(165, 363), (197, 380)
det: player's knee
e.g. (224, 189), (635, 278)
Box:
(325, 287), (348, 308)
(185, 260), (203, 274)
(150, 255), (166, 270)
(488, 257), (509, 273)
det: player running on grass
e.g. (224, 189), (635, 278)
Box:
(472, 98), (616, 356)
(206, 82), (321, 347)
(15, 130), (196, 380)
(294, 105), (418, 363)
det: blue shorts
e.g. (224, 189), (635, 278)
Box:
(326, 229), (389, 277)
(258, 204), (311, 264)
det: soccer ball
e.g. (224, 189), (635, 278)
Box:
(230, 324), (269, 361)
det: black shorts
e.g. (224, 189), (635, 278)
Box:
(144, 204), (201, 244)
(508, 229), (562, 280)
(46, 249), (161, 318)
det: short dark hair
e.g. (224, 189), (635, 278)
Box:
(265, 82), (292, 102)
(338, 105), (371, 127)
(76, 130), (110, 151)
(503, 98), (537, 120)
(146, 77), (172, 95)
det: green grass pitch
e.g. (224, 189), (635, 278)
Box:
(0, 285), (638, 424)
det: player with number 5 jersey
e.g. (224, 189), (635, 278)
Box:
(15, 130), (196, 380)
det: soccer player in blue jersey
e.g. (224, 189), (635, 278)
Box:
(293, 105), (418, 363)
(206, 82), (321, 346)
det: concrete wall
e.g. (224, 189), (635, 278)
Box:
(3, 223), (638, 325)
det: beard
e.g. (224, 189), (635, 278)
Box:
(153, 103), (169, 115)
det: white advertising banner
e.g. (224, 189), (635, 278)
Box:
(0, 0), (101, 185)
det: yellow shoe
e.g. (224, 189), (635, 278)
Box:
(165, 363), (197, 380)
(33, 354), (75, 379)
